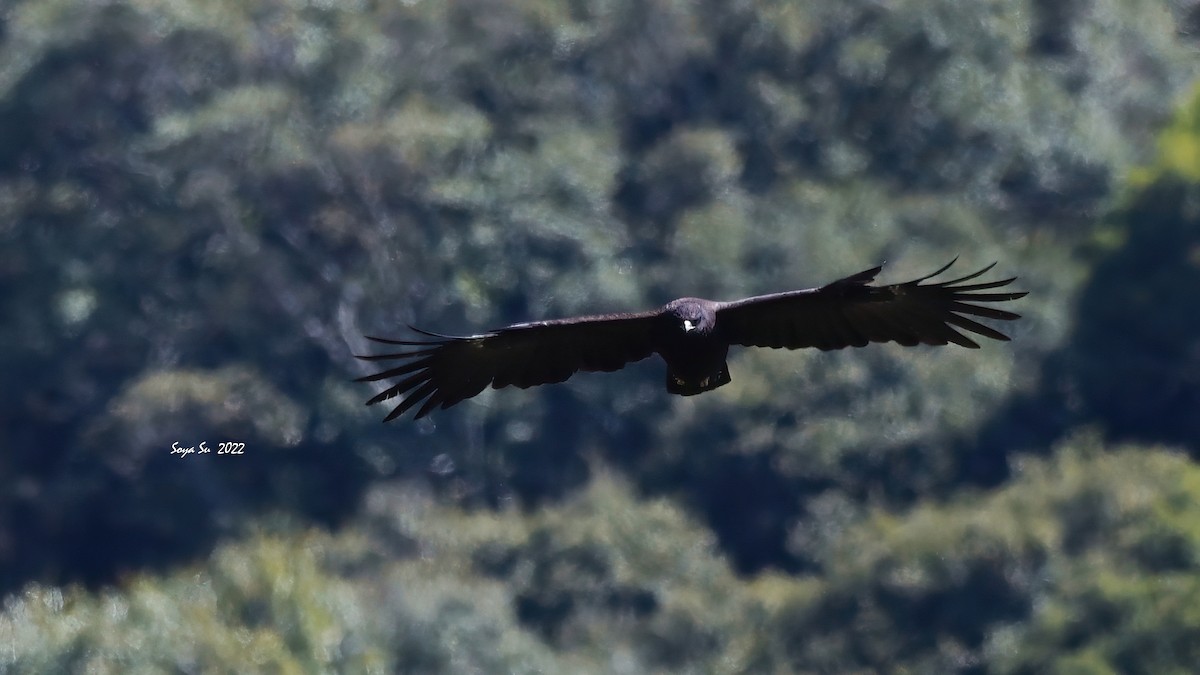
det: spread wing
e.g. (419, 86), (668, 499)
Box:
(355, 312), (662, 421)
(715, 260), (1026, 351)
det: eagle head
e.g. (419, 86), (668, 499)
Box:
(666, 298), (716, 336)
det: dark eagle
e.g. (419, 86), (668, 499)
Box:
(357, 260), (1026, 421)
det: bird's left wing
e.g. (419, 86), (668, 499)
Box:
(355, 311), (662, 421)
(715, 260), (1027, 351)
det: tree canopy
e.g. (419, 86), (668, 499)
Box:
(3, 0), (1200, 671)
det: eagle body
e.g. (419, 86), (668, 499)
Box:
(357, 260), (1026, 421)
(655, 298), (730, 396)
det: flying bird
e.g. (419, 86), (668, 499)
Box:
(356, 260), (1026, 421)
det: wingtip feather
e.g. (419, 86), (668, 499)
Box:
(909, 257), (959, 284)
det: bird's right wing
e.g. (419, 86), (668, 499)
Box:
(715, 260), (1026, 351)
(355, 311), (661, 421)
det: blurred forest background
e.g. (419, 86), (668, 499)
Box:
(3, 0), (1200, 671)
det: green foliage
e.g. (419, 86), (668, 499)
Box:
(3, 0), (1200, 671)
(10, 439), (1200, 674)
(761, 436), (1200, 673)
(0, 479), (754, 673)
(0, 526), (569, 673)
(998, 84), (1200, 453)
(469, 473), (750, 669)
(1, 532), (384, 673)
(1134, 82), (1200, 184)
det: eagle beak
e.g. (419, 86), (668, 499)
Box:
(683, 320), (695, 332)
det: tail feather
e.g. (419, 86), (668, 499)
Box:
(666, 365), (731, 396)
